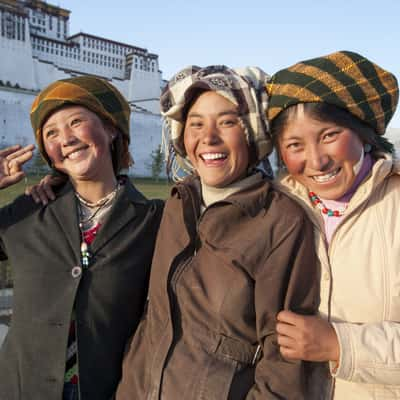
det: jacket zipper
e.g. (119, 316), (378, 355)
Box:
(149, 249), (195, 400)
(152, 185), (200, 399)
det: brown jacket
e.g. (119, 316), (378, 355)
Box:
(116, 176), (320, 400)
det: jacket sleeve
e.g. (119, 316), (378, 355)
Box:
(0, 194), (40, 260)
(332, 321), (400, 384)
(246, 211), (320, 399)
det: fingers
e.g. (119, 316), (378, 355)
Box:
(276, 311), (312, 361)
(5, 144), (35, 161)
(25, 175), (57, 205)
(0, 171), (25, 189)
(279, 345), (302, 361)
(0, 144), (34, 190)
(276, 313), (339, 362)
(38, 180), (56, 204)
(0, 145), (22, 158)
(7, 145), (35, 174)
(276, 310), (305, 325)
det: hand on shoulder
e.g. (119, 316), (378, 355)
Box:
(25, 174), (66, 205)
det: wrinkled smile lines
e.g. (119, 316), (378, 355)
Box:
(311, 167), (341, 183)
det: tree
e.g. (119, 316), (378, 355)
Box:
(149, 144), (164, 181)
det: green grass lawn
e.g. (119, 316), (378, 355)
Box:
(0, 175), (171, 207)
(131, 177), (172, 200)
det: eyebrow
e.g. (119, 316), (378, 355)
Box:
(280, 134), (303, 141)
(43, 111), (85, 130)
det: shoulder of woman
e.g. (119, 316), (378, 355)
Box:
(267, 182), (308, 219)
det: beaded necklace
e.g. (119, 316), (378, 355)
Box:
(76, 184), (120, 267)
(308, 191), (348, 217)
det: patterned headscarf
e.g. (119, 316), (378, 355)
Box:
(30, 75), (132, 172)
(160, 65), (272, 178)
(266, 50), (399, 135)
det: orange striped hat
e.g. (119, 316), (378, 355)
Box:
(30, 75), (132, 171)
(266, 51), (398, 134)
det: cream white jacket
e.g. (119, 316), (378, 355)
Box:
(279, 154), (400, 400)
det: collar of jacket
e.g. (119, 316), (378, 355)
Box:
(47, 176), (148, 259)
(171, 174), (273, 219)
(54, 175), (148, 205)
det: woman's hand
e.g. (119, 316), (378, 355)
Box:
(25, 174), (64, 205)
(0, 144), (34, 189)
(276, 310), (340, 363)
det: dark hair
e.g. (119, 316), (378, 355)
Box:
(271, 103), (394, 163)
(101, 119), (132, 174)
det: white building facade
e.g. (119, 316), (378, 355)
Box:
(0, 0), (164, 177)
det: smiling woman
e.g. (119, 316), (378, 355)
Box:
(116, 65), (320, 400)
(0, 76), (163, 400)
(42, 105), (117, 192)
(277, 103), (366, 201)
(267, 50), (400, 400)
(183, 91), (250, 187)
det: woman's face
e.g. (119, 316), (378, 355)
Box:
(278, 106), (364, 200)
(42, 105), (115, 183)
(183, 91), (249, 188)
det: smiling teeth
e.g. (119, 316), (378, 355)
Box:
(202, 153), (227, 160)
(312, 168), (340, 183)
(66, 149), (85, 160)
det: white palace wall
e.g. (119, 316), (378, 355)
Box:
(0, 35), (36, 90)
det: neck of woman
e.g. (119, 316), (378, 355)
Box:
(71, 175), (118, 205)
(201, 172), (262, 208)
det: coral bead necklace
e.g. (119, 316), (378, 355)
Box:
(308, 191), (348, 217)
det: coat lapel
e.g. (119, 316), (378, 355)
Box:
(90, 181), (147, 254)
(48, 181), (82, 261)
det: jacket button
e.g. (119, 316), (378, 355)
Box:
(323, 272), (330, 281)
(71, 266), (82, 278)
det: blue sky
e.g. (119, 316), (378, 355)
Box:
(59, 0), (400, 128)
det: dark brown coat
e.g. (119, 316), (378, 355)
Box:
(0, 180), (163, 400)
(116, 176), (320, 400)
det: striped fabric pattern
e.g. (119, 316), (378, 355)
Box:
(266, 50), (399, 134)
(64, 311), (78, 384)
(30, 75), (131, 169)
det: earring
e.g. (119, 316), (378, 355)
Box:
(364, 143), (372, 153)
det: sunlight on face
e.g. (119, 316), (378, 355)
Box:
(183, 91), (249, 188)
(42, 105), (115, 183)
(278, 106), (364, 200)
